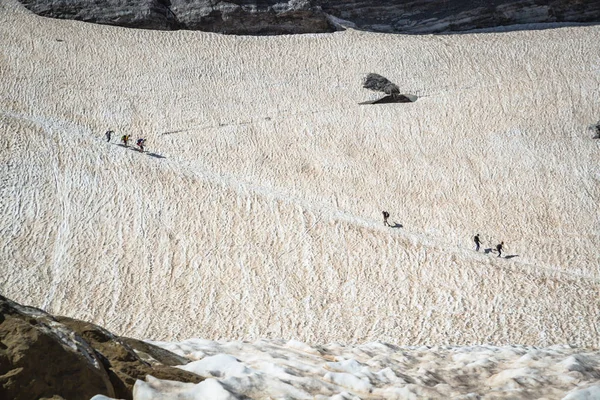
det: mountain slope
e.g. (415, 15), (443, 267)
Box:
(0, 2), (599, 346)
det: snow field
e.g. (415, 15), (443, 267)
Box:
(0, 1), (599, 347)
(127, 338), (600, 399)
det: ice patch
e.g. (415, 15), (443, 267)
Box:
(178, 354), (250, 378)
(324, 371), (373, 393)
(562, 385), (600, 400)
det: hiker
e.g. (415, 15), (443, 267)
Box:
(382, 211), (390, 227)
(496, 241), (504, 258)
(594, 123), (600, 139)
(121, 134), (129, 147)
(474, 234), (482, 251)
(136, 138), (146, 152)
(105, 130), (113, 142)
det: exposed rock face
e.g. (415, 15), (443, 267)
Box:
(56, 317), (203, 400)
(0, 296), (202, 400)
(170, 0), (333, 34)
(0, 296), (115, 400)
(16, 0), (180, 30)
(321, 0), (600, 33)
(15, 0), (600, 34)
(120, 336), (190, 367)
(16, 0), (335, 33)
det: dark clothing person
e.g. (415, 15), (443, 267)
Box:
(105, 130), (113, 142)
(496, 242), (504, 258)
(383, 211), (390, 227)
(474, 234), (482, 251)
(136, 138), (145, 152)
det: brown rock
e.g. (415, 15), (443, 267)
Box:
(56, 316), (203, 400)
(0, 296), (203, 400)
(120, 336), (190, 367)
(0, 296), (115, 400)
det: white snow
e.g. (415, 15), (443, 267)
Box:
(2, 2), (598, 345)
(563, 385), (600, 400)
(0, 1), (599, 399)
(178, 354), (251, 377)
(130, 339), (600, 399)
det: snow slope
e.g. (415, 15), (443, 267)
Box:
(0, 0), (599, 347)
(131, 339), (600, 399)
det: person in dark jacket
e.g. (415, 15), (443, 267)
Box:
(474, 234), (482, 251)
(496, 241), (504, 258)
(136, 138), (146, 152)
(382, 211), (390, 227)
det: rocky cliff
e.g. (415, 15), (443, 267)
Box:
(16, 0), (600, 34)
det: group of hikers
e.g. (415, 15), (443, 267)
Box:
(474, 234), (504, 257)
(105, 130), (146, 152)
(382, 211), (506, 258)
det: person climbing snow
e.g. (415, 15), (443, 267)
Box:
(105, 130), (113, 142)
(136, 138), (146, 152)
(121, 134), (130, 147)
(382, 211), (390, 227)
(474, 234), (482, 251)
(496, 241), (504, 258)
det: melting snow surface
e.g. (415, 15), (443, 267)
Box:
(122, 339), (600, 399)
(0, 2), (599, 399)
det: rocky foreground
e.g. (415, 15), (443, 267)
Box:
(0, 295), (202, 400)
(16, 0), (600, 34)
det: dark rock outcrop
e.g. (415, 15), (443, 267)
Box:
(320, 0), (600, 34)
(120, 336), (189, 366)
(17, 0), (180, 30)
(0, 295), (202, 400)
(0, 296), (115, 400)
(169, 0), (333, 35)
(592, 122), (600, 139)
(56, 316), (203, 400)
(15, 0), (600, 35)
(360, 73), (417, 104)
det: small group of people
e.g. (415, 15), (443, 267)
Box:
(381, 211), (506, 258)
(474, 234), (504, 258)
(105, 130), (146, 152)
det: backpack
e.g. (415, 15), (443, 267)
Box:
(383, 211), (389, 218)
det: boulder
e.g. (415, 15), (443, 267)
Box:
(0, 295), (115, 400)
(56, 316), (203, 400)
(360, 73), (418, 104)
(0, 296), (203, 400)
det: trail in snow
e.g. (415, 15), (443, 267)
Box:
(1, 6), (598, 346)
(6, 109), (594, 288)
